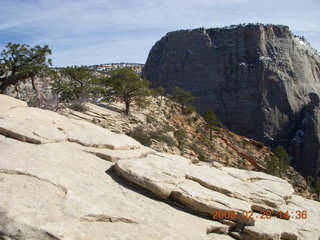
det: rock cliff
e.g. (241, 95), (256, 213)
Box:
(1, 94), (319, 240)
(142, 24), (320, 177)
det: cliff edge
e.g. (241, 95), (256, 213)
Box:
(142, 24), (320, 177)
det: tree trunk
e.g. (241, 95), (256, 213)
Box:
(209, 128), (213, 141)
(0, 74), (28, 94)
(125, 100), (130, 115)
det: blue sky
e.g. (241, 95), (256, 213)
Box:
(1, 0), (319, 67)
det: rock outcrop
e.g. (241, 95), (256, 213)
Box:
(142, 24), (320, 177)
(1, 94), (319, 240)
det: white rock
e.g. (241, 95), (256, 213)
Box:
(206, 221), (230, 234)
(206, 233), (235, 240)
(0, 137), (213, 240)
(115, 153), (190, 198)
(0, 118), (67, 144)
(188, 165), (290, 211)
(171, 180), (254, 225)
(243, 212), (298, 240)
(0, 94), (27, 118)
(0, 96), (141, 150)
(1, 95), (319, 240)
(83, 145), (155, 162)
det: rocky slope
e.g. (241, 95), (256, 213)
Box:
(59, 95), (314, 199)
(142, 24), (320, 177)
(1, 94), (319, 240)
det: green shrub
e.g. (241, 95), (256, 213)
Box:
(255, 141), (264, 149)
(241, 140), (248, 148)
(192, 146), (207, 161)
(183, 104), (195, 115)
(157, 134), (177, 147)
(128, 128), (152, 146)
(174, 129), (187, 147)
(169, 87), (195, 114)
(161, 124), (174, 133)
(187, 117), (193, 125)
(146, 115), (157, 124)
(315, 177), (320, 198)
(198, 152), (206, 161)
(306, 175), (314, 187)
(147, 129), (176, 147)
(69, 102), (89, 112)
(265, 146), (290, 177)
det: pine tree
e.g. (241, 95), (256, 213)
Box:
(203, 108), (219, 141)
(170, 87), (195, 114)
(0, 43), (52, 93)
(102, 68), (151, 115)
(265, 155), (278, 175)
(315, 177), (320, 200)
(52, 66), (99, 103)
(274, 146), (290, 177)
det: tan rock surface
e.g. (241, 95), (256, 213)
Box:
(243, 212), (298, 240)
(206, 233), (235, 240)
(114, 152), (190, 198)
(0, 102), (141, 150)
(0, 118), (67, 144)
(83, 145), (155, 162)
(0, 95), (319, 240)
(0, 132), (213, 240)
(187, 165), (291, 211)
(0, 94), (27, 118)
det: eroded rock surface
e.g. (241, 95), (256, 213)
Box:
(0, 95), (319, 240)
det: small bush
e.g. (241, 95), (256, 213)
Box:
(69, 102), (89, 112)
(198, 152), (206, 161)
(174, 129), (187, 147)
(241, 140), (248, 147)
(255, 142), (264, 149)
(157, 134), (177, 147)
(161, 124), (174, 132)
(187, 117), (193, 125)
(192, 146), (207, 161)
(148, 128), (176, 147)
(183, 104), (195, 115)
(146, 115), (157, 124)
(128, 127), (152, 146)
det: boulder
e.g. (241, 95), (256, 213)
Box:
(114, 153), (190, 198)
(187, 165), (292, 210)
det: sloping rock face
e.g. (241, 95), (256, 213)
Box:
(142, 24), (320, 176)
(1, 95), (319, 240)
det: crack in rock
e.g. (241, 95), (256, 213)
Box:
(83, 148), (154, 162)
(0, 169), (68, 197)
(0, 210), (61, 240)
(0, 127), (42, 144)
(67, 138), (115, 149)
(80, 214), (138, 224)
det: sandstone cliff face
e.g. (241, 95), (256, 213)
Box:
(1, 95), (319, 240)
(142, 24), (320, 176)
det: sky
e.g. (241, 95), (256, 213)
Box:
(1, 0), (319, 67)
